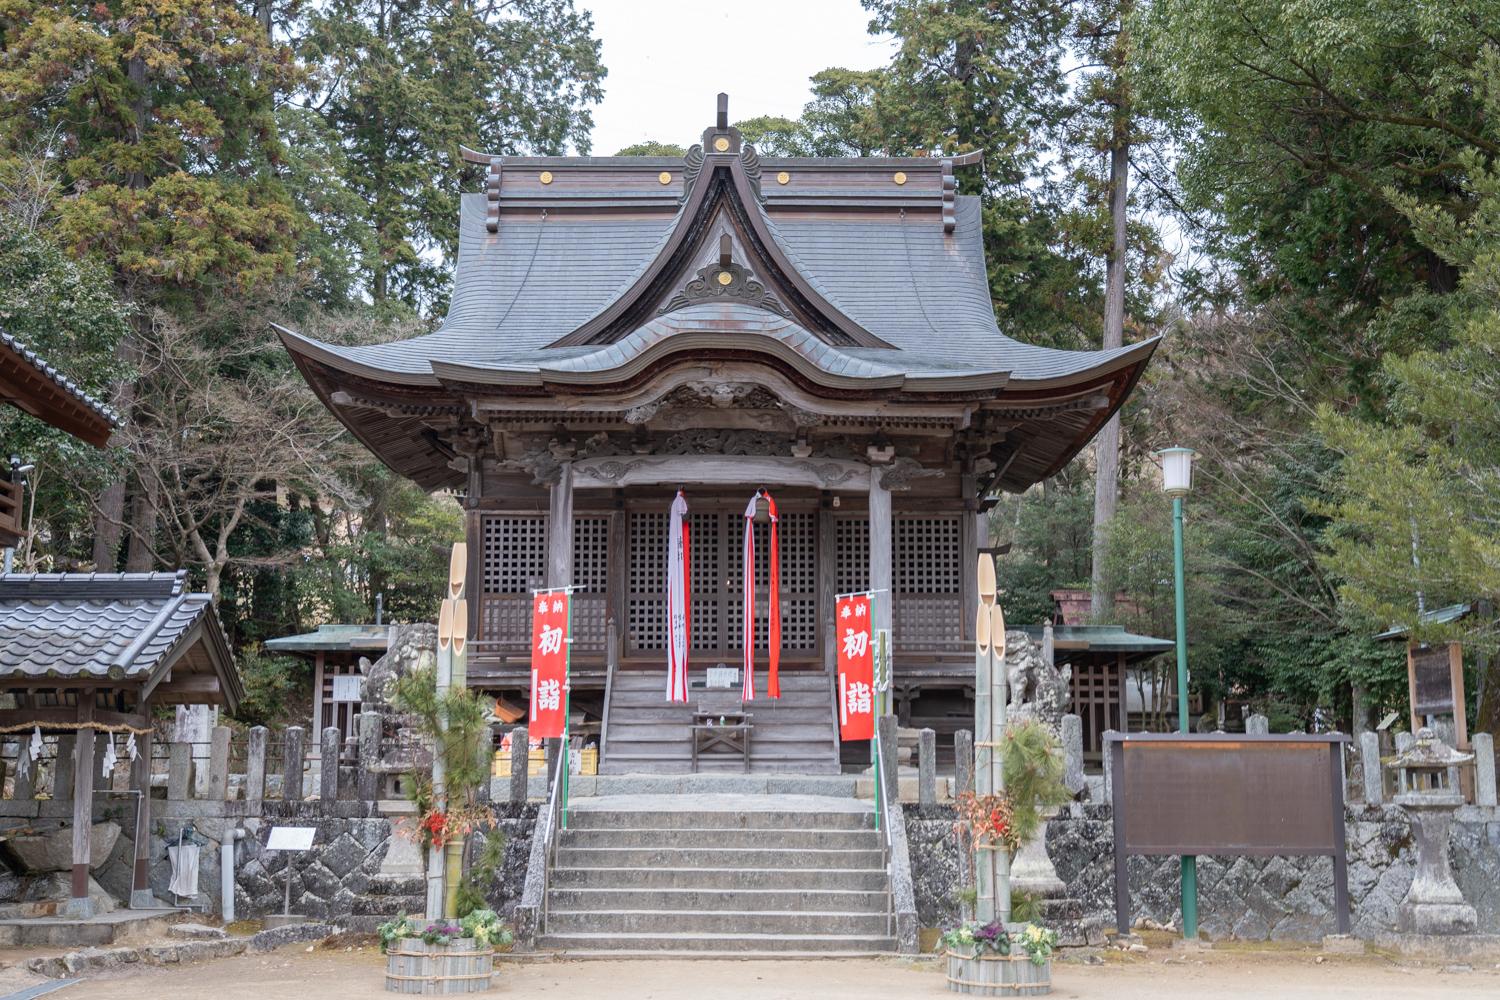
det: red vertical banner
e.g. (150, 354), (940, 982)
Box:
(835, 593), (875, 741)
(530, 590), (570, 739)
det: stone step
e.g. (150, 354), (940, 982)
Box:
(547, 887), (890, 913)
(606, 704), (834, 722)
(567, 774), (861, 797)
(558, 827), (879, 850)
(549, 866), (890, 891)
(351, 894), (426, 917)
(598, 758), (841, 775)
(606, 723), (835, 741)
(610, 672), (830, 689)
(364, 874), (425, 896)
(546, 908), (892, 936)
(566, 808), (873, 831)
(535, 931), (896, 954)
(555, 846), (884, 870)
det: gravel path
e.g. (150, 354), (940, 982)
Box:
(34, 945), (1499, 1000)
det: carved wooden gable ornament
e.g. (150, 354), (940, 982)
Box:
(547, 95), (891, 351)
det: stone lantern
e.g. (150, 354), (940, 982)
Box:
(1389, 727), (1476, 935)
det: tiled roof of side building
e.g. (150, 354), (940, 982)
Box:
(0, 572), (237, 707)
(0, 328), (120, 427)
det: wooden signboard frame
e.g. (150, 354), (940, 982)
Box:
(1407, 641), (1467, 743)
(1105, 732), (1351, 936)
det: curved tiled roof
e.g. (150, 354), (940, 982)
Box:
(0, 571), (241, 708)
(284, 192), (1154, 389)
(0, 330), (119, 426)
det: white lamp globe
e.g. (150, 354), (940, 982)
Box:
(1157, 447), (1196, 498)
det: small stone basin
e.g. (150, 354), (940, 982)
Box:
(3, 822), (121, 873)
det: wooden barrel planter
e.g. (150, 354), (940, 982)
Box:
(944, 949), (1051, 996)
(384, 937), (494, 994)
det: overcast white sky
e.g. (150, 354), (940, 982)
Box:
(581, 0), (896, 156)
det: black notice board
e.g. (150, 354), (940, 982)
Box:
(1410, 643), (1458, 717)
(1105, 732), (1350, 936)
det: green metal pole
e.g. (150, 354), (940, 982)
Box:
(1173, 495), (1198, 940)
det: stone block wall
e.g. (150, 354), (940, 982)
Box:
(908, 803), (1500, 942)
(232, 806), (393, 920)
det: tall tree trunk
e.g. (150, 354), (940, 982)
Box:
(1090, 141), (1129, 619)
(124, 473), (157, 571)
(97, 52), (151, 570)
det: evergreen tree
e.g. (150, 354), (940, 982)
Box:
(298, 0), (604, 309)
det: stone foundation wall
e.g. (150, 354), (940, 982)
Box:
(907, 803), (1500, 941)
(232, 806), (392, 920)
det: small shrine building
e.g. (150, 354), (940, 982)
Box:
(281, 97), (1157, 773)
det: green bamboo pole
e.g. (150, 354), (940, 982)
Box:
(991, 602), (1010, 925)
(975, 555), (996, 925)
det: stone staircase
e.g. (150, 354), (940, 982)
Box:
(601, 669), (840, 774)
(537, 796), (894, 957)
(349, 872), (425, 929)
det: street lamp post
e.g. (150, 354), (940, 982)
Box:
(1157, 446), (1198, 941)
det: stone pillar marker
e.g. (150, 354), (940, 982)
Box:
(283, 726), (305, 801)
(167, 742), (194, 800)
(1061, 714), (1086, 798)
(509, 725), (530, 803)
(1474, 732), (1496, 808)
(1245, 714), (1269, 735)
(1101, 730), (1117, 805)
(953, 729), (973, 798)
(245, 726), (268, 803)
(206, 725), (231, 800)
(877, 714), (899, 807)
(1360, 730), (1384, 804)
(357, 713), (381, 802)
(476, 724), (495, 804)
(320, 727), (341, 803)
(952, 727), (975, 921)
(917, 728), (937, 808)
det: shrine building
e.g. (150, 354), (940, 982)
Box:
(280, 96), (1157, 774)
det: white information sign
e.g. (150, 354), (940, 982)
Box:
(330, 674), (362, 703)
(266, 826), (316, 851)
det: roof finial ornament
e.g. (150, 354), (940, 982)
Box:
(716, 93), (729, 130)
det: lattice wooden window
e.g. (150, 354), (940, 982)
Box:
(688, 511), (722, 653)
(895, 516), (961, 593)
(481, 516), (546, 594)
(627, 511), (667, 653)
(725, 513), (817, 655)
(571, 515), (610, 653)
(480, 515), (546, 645)
(894, 515), (962, 650)
(835, 516), (870, 593)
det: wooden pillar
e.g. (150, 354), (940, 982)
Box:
(818, 494), (835, 673)
(465, 508), (483, 643)
(868, 469), (893, 641)
(547, 462), (575, 590)
(68, 697), (96, 916)
(606, 498), (627, 670)
(1116, 652), (1129, 735)
(960, 471), (977, 641)
(131, 723), (154, 906)
(312, 650), (326, 735)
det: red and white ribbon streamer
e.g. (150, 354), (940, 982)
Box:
(665, 490), (691, 702)
(741, 490), (782, 700)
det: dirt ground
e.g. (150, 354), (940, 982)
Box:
(24, 946), (1498, 1000)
